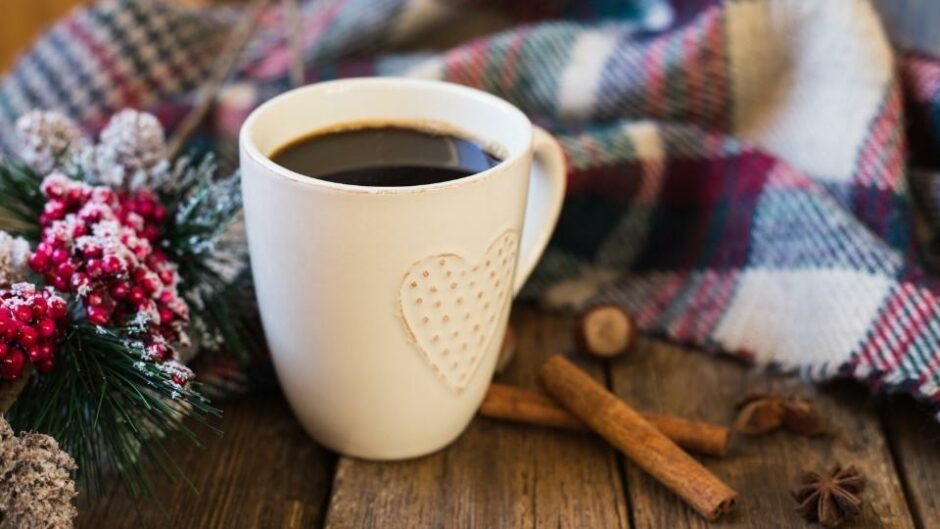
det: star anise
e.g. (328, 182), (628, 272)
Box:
(734, 391), (825, 436)
(792, 464), (866, 527)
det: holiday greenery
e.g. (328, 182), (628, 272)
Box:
(0, 109), (251, 510)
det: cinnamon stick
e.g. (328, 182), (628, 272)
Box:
(539, 355), (737, 521)
(480, 383), (729, 457)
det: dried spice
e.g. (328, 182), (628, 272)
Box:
(792, 464), (866, 527)
(734, 392), (824, 436)
(575, 304), (636, 358)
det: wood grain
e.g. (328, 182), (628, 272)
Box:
(77, 393), (335, 529)
(882, 397), (940, 528)
(323, 308), (630, 529)
(610, 338), (917, 529)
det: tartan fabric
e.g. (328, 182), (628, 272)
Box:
(4, 0), (940, 411)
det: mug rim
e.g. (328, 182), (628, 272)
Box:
(239, 77), (534, 195)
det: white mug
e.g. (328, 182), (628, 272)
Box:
(240, 78), (566, 459)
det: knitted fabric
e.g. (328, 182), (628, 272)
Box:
(3, 0), (940, 410)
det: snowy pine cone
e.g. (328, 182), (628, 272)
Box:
(15, 111), (88, 175)
(90, 109), (170, 191)
(0, 232), (32, 289)
(0, 417), (78, 529)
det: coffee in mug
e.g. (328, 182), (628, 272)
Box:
(240, 78), (566, 459)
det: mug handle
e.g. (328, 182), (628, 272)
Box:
(513, 126), (567, 296)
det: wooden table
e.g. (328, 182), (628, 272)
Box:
(78, 305), (940, 528)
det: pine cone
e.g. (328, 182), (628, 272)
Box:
(15, 111), (88, 175)
(90, 109), (170, 191)
(0, 416), (78, 529)
(0, 232), (31, 289)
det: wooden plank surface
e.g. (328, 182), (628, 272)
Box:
(611, 339), (917, 528)
(323, 307), (630, 529)
(883, 398), (940, 528)
(77, 393), (335, 529)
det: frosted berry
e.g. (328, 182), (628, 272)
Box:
(14, 305), (33, 322)
(28, 252), (50, 273)
(48, 297), (67, 319)
(0, 348), (25, 381)
(17, 326), (39, 347)
(31, 296), (47, 317)
(86, 305), (111, 326)
(37, 318), (56, 337)
(51, 248), (69, 265)
(110, 282), (129, 299)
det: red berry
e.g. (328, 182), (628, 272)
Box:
(36, 357), (55, 375)
(35, 243), (53, 258)
(158, 290), (174, 305)
(129, 287), (146, 306)
(136, 198), (154, 217)
(0, 342), (7, 359)
(110, 282), (130, 299)
(27, 344), (44, 364)
(43, 200), (67, 221)
(70, 272), (90, 291)
(142, 225), (159, 240)
(28, 252), (50, 273)
(86, 306), (111, 326)
(86, 258), (103, 278)
(17, 325), (39, 347)
(158, 307), (174, 324)
(1, 349), (25, 381)
(14, 304), (33, 322)
(153, 205), (167, 223)
(158, 270), (175, 285)
(141, 276), (159, 294)
(37, 318), (56, 337)
(86, 291), (104, 307)
(56, 261), (76, 280)
(51, 247), (70, 265)
(48, 298), (68, 319)
(51, 274), (69, 292)
(31, 296), (47, 317)
(66, 187), (86, 205)
(148, 343), (168, 361)
(102, 255), (122, 275)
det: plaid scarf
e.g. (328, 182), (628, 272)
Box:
(4, 0), (940, 412)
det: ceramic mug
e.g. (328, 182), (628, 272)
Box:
(240, 77), (566, 459)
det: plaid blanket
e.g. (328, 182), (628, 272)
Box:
(4, 0), (940, 412)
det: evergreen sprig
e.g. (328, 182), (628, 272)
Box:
(0, 153), (254, 501)
(6, 322), (221, 498)
(159, 155), (262, 365)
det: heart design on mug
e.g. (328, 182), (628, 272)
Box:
(399, 230), (519, 393)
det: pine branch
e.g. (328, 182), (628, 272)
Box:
(6, 323), (220, 498)
(159, 155), (259, 364)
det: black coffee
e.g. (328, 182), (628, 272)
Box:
(270, 125), (501, 186)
